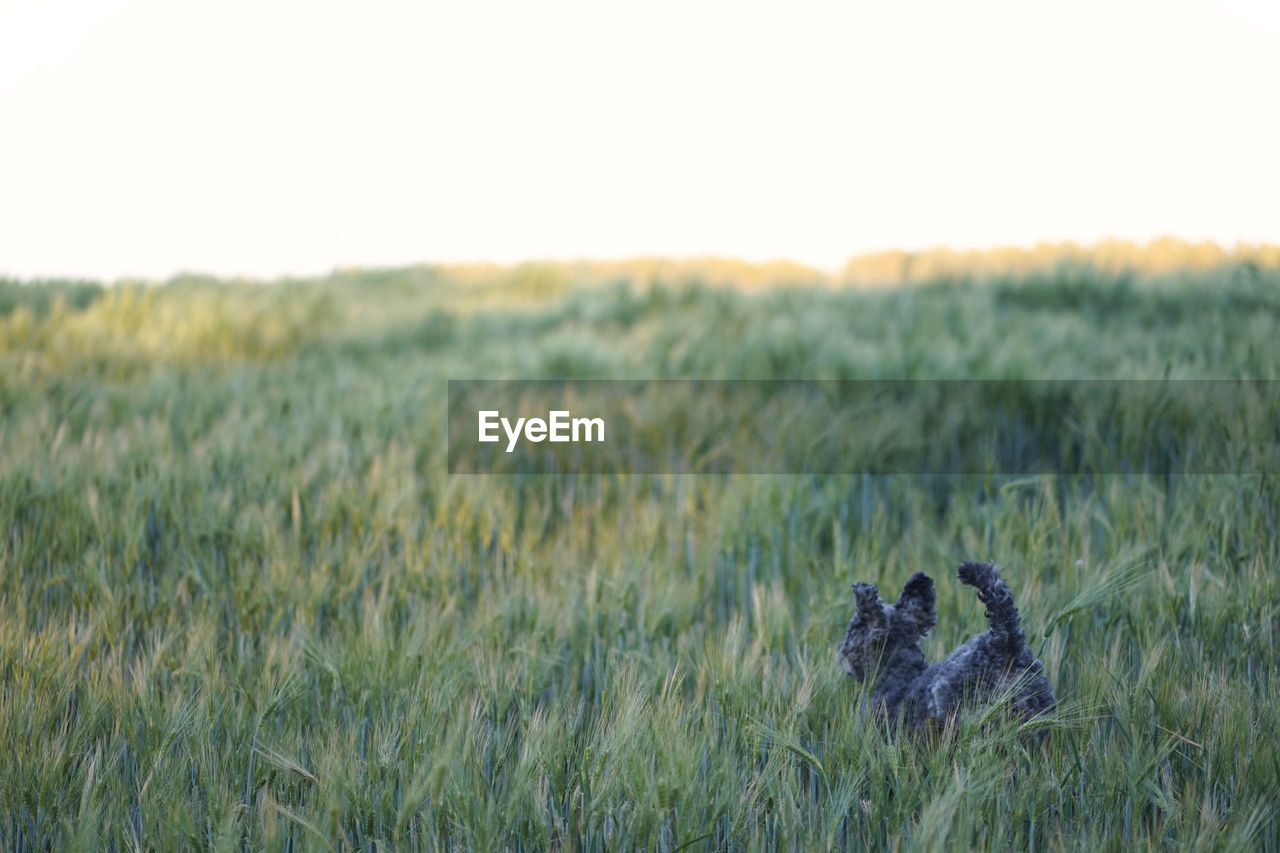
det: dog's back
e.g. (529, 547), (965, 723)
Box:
(916, 562), (1055, 730)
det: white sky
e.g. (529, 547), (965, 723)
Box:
(1, 0), (1277, 281)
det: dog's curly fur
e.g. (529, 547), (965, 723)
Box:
(837, 561), (1055, 737)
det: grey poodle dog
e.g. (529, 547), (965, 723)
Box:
(837, 561), (1055, 737)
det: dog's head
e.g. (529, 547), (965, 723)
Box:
(837, 572), (937, 681)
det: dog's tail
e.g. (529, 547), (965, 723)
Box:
(957, 561), (1025, 654)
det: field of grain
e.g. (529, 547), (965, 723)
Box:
(1, 260), (1278, 850)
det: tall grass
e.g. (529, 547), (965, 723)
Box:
(1, 263), (1277, 849)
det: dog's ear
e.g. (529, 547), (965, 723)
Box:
(897, 572), (937, 636)
(852, 582), (884, 625)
